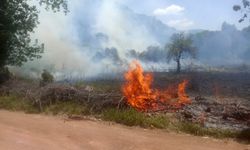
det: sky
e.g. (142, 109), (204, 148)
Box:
(118, 0), (249, 30)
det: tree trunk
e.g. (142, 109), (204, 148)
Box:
(176, 59), (181, 73)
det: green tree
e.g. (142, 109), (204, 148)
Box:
(40, 69), (54, 86)
(0, 0), (68, 68)
(233, 0), (250, 22)
(166, 33), (197, 73)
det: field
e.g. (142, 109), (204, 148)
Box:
(0, 71), (249, 143)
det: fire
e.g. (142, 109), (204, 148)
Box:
(122, 61), (191, 111)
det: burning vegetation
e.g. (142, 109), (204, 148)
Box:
(0, 66), (250, 142)
(122, 61), (191, 111)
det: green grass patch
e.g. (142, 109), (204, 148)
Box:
(176, 122), (237, 139)
(102, 108), (169, 128)
(44, 101), (90, 115)
(176, 122), (250, 143)
(0, 96), (39, 113)
(101, 107), (249, 143)
(0, 96), (89, 115)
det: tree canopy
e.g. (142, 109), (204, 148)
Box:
(233, 0), (250, 23)
(166, 33), (197, 73)
(0, 0), (68, 67)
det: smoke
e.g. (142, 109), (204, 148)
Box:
(14, 4), (92, 79)
(191, 22), (250, 66)
(13, 0), (177, 79)
(94, 0), (159, 53)
(129, 22), (250, 68)
(12, 1), (250, 79)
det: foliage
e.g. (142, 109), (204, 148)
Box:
(166, 33), (197, 73)
(126, 46), (167, 63)
(40, 69), (54, 86)
(0, 67), (11, 84)
(139, 46), (166, 62)
(233, 0), (250, 23)
(0, 0), (68, 67)
(39, 0), (68, 13)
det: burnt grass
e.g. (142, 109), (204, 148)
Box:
(0, 71), (249, 143)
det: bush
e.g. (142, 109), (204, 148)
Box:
(40, 69), (54, 86)
(0, 67), (11, 84)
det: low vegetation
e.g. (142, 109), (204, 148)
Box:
(102, 108), (169, 128)
(44, 101), (90, 116)
(0, 96), (39, 113)
(177, 122), (236, 139)
(0, 67), (11, 84)
(40, 69), (54, 86)
(0, 95), (249, 143)
(0, 72), (249, 143)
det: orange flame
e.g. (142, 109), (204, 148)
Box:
(122, 61), (191, 111)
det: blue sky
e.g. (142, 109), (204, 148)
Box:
(119, 0), (249, 30)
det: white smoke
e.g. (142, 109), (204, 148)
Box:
(94, 0), (158, 54)
(13, 1), (248, 79)
(14, 0), (164, 79)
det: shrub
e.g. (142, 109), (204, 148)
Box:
(0, 67), (11, 84)
(40, 69), (54, 86)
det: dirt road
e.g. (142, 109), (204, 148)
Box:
(0, 110), (248, 150)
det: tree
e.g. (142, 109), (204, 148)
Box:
(233, 0), (250, 23)
(40, 69), (54, 86)
(0, 0), (68, 68)
(166, 33), (197, 73)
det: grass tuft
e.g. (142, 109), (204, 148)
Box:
(0, 96), (39, 113)
(102, 108), (169, 128)
(44, 101), (90, 115)
(176, 122), (237, 139)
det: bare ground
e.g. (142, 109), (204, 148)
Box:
(0, 110), (249, 150)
